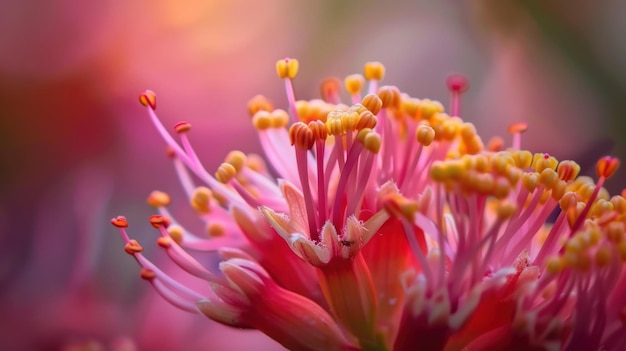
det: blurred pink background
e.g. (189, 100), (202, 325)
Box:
(1, 0), (625, 350)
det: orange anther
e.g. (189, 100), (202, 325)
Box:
(111, 216), (129, 228)
(507, 122), (528, 134)
(147, 191), (171, 207)
(364, 61), (385, 81)
(247, 94), (274, 116)
(321, 77), (341, 100)
(124, 240), (143, 255)
(140, 268), (156, 280)
(139, 90), (156, 109)
(157, 236), (171, 248)
(596, 156), (620, 179)
(149, 215), (169, 228)
(174, 121), (191, 133)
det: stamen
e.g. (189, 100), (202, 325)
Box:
(289, 122), (318, 240)
(508, 122), (528, 150)
(276, 58), (300, 123)
(364, 61), (385, 94)
(345, 74), (365, 104)
(247, 94), (274, 116)
(147, 190), (171, 208)
(446, 74), (468, 117)
(321, 77), (341, 104)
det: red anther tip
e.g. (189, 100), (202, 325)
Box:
(544, 153), (550, 159)
(446, 74), (469, 93)
(149, 215), (170, 228)
(139, 90), (157, 110)
(111, 216), (129, 228)
(174, 121), (191, 133)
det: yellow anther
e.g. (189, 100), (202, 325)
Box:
(472, 172), (495, 194)
(364, 61), (385, 81)
(252, 110), (272, 130)
(545, 256), (564, 274)
(124, 240), (144, 255)
(356, 110), (378, 130)
(402, 98), (420, 119)
(539, 168), (559, 189)
(507, 122), (528, 134)
(383, 194), (419, 222)
(559, 192), (577, 210)
(416, 124), (435, 146)
(512, 150), (533, 169)
(611, 195), (626, 214)
(326, 112), (345, 135)
(596, 156), (620, 179)
(270, 109), (289, 128)
(341, 111), (359, 132)
(419, 100), (444, 120)
(356, 128), (373, 143)
(191, 186), (213, 213)
(551, 180), (567, 201)
(349, 103), (368, 115)
(506, 167), (523, 186)
(459, 123), (477, 141)
(377, 86), (401, 109)
(497, 201), (517, 219)
(539, 190), (551, 204)
(288, 122), (314, 149)
(608, 221), (624, 243)
(363, 132), (382, 153)
(492, 153), (515, 175)
(174, 121), (191, 133)
(147, 190), (171, 207)
(216, 163), (238, 183)
(167, 225), (184, 244)
(522, 172), (539, 192)
(344, 74), (365, 95)
(493, 177), (511, 199)
(295, 100), (310, 122)
(565, 233), (584, 252)
(487, 136), (504, 152)
(557, 161), (581, 182)
(139, 90), (157, 110)
(440, 118), (460, 141)
(532, 153), (558, 172)
(247, 94), (274, 116)
(276, 58), (299, 79)
(431, 161), (448, 182)
(446, 160), (465, 180)
(207, 222), (226, 237)
(590, 199), (614, 218)
(225, 151), (247, 173)
(361, 94), (383, 115)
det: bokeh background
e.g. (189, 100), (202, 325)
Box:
(1, 0), (625, 350)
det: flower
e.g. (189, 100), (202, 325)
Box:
(113, 58), (626, 351)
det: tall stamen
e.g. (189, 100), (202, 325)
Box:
(276, 58), (300, 123)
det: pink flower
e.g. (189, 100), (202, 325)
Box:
(113, 58), (626, 351)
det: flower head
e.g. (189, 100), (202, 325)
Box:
(113, 58), (626, 351)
